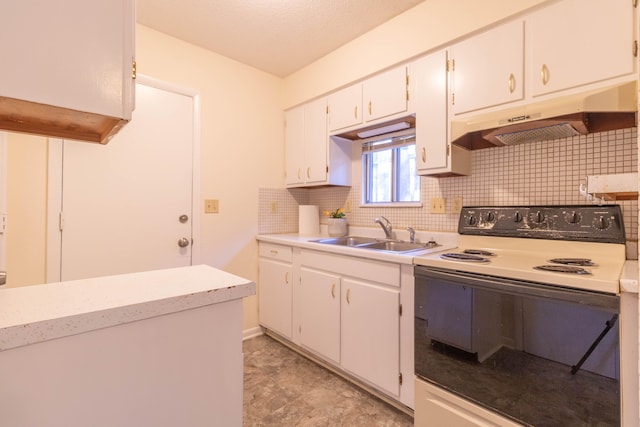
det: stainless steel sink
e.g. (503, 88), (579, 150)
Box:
(310, 236), (379, 246)
(361, 240), (433, 253)
(310, 236), (436, 253)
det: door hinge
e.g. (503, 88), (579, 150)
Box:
(132, 60), (137, 79)
(451, 93), (455, 106)
(399, 373), (403, 385)
(447, 144), (451, 157)
(59, 212), (64, 232)
(399, 303), (403, 316)
(406, 89), (410, 102)
(634, 0), (638, 8)
(0, 214), (6, 234)
(326, 105), (329, 115)
(634, 40), (638, 57)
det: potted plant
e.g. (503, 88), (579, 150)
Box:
(324, 208), (348, 237)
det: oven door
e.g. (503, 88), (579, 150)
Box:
(414, 266), (620, 426)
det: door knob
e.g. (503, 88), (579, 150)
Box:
(179, 214), (189, 223)
(178, 237), (190, 248)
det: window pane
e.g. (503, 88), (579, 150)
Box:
(369, 149), (391, 203)
(396, 144), (420, 202)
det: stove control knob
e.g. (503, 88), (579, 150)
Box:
(514, 211), (523, 223)
(484, 212), (495, 223)
(565, 211), (582, 224)
(592, 215), (610, 230)
(531, 211), (545, 224)
(466, 215), (477, 226)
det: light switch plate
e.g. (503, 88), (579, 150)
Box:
(205, 199), (219, 214)
(430, 198), (445, 214)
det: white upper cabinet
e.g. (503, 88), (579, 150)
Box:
(530, 0), (635, 97)
(412, 50), (470, 176)
(363, 66), (409, 122)
(450, 20), (525, 115)
(285, 98), (351, 188)
(0, 0), (135, 144)
(328, 85), (363, 132)
(328, 65), (409, 134)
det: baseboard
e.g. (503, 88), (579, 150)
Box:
(243, 326), (264, 341)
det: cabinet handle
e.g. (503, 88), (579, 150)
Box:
(270, 249), (278, 255)
(421, 146), (426, 163)
(541, 64), (549, 86)
(297, 168), (301, 180)
(306, 167), (311, 179)
(354, 105), (358, 119)
(285, 272), (289, 284)
(368, 101), (372, 115)
(508, 73), (515, 93)
(331, 283), (336, 298)
(346, 288), (351, 304)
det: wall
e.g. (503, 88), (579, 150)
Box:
(259, 128), (638, 258)
(5, 132), (48, 286)
(135, 25), (284, 331)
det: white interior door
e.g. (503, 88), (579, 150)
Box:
(58, 80), (197, 281)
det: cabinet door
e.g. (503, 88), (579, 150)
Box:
(284, 106), (305, 186)
(363, 66), (408, 122)
(304, 98), (328, 184)
(299, 267), (341, 363)
(530, 0), (634, 96)
(328, 84), (363, 132)
(0, 0), (135, 119)
(451, 20), (524, 115)
(341, 278), (400, 396)
(258, 258), (293, 339)
(413, 50), (449, 172)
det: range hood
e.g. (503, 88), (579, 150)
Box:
(451, 81), (638, 150)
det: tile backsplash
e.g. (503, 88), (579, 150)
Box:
(259, 128), (638, 254)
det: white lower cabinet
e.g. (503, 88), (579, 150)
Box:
(341, 278), (400, 396)
(299, 267), (341, 363)
(258, 243), (293, 339)
(259, 242), (409, 405)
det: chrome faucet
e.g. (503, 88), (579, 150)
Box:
(406, 227), (415, 243)
(375, 216), (393, 239)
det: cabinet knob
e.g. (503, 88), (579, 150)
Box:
(508, 73), (515, 93)
(541, 64), (549, 85)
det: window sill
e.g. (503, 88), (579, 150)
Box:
(360, 202), (423, 208)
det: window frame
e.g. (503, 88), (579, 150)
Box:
(361, 129), (421, 207)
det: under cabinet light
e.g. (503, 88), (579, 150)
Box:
(356, 121), (410, 139)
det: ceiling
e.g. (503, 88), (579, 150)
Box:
(136, 0), (425, 77)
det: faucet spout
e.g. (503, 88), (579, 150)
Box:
(375, 216), (393, 239)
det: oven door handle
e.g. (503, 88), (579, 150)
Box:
(414, 266), (619, 312)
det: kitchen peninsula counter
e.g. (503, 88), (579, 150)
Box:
(0, 265), (254, 427)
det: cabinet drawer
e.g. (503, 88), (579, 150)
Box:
(259, 243), (293, 262)
(300, 249), (400, 287)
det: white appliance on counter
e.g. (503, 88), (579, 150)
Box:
(413, 205), (628, 426)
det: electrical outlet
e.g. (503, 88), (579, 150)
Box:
(204, 199), (219, 214)
(429, 198), (445, 214)
(452, 197), (463, 214)
(269, 201), (278, 213)
(343, 200), (352, 213)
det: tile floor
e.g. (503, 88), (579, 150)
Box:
(243, 334), (414, 427)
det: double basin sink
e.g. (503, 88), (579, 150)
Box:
(310, 236), (438, 254)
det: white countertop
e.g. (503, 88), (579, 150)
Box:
(0, 264), (255, 352)
(621, 261), (639, 293)
(256, 226), (459, 264)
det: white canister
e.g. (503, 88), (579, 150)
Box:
(327, 218), (348, 237)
